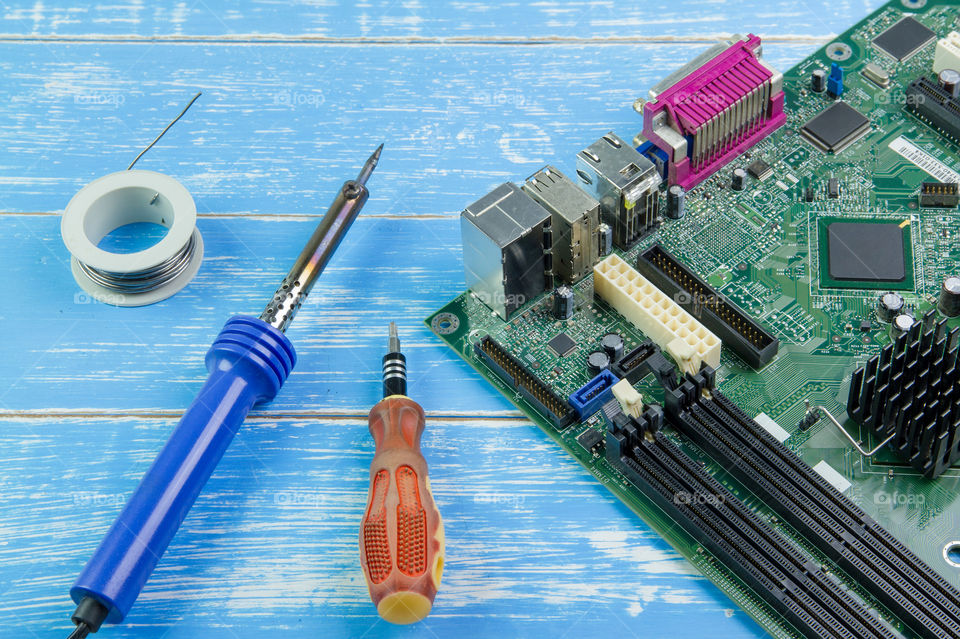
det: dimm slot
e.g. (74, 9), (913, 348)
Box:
(610, 431), (898, 639)
(665, 385), (960, 639)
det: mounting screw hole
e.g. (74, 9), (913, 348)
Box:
(826, 42), (853, 62)
(944, 542), (960, 568)
(431, 312), (460, 335)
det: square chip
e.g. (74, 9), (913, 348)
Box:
(818, 217), (914, 290)
(747, 159), (773, 181)
(873, 16), (935, 61)
(547, 332), (577, 357)
(800, 102), (871, 153)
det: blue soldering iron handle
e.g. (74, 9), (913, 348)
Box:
(70, 315), (296, 624)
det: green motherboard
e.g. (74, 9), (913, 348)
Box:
(428, 2), (960, 637)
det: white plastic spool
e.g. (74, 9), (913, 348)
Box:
(61, 170), (203, 306)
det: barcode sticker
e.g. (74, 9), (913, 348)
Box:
(888, 136), (960, 184)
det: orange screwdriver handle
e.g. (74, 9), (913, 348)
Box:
(360, 395), (444, 624)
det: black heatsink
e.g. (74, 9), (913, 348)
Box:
(847, 309), (960, 478)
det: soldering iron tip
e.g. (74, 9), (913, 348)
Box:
(356, 143), (384, 187)
(388, 321), (401, 354)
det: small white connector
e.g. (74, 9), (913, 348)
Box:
(612, 379), (644, 418)
(594, 254), (721, 375)
(934, 31), (960, 74)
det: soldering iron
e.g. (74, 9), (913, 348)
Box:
(66, 144), (383, 638)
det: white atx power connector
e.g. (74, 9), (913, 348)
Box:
(594, 254), (721, 375)
(934, 31), (960, 74)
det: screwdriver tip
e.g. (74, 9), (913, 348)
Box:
(388, 321), (400, 354)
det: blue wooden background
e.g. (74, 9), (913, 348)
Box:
(0, 1), (887, 637)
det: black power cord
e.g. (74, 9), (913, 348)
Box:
(68, 596), (108, 638)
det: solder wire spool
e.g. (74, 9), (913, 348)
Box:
(62, 170), (203, 306)
(61, 92), (204, 307)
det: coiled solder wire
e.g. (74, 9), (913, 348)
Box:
(75, 231), (199, 294)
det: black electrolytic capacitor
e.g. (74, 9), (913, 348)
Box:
(597, 223), (612, 257)
(666, 185), (685, 220)
(811, 68), (827, 93)
(731, 168), (746, 191)
(939, 276), (960, 317)
(892, 313), (915, 337)
(601, 333), (624, 361)
(877, 291), (904, 323)
(587, 350), (611, 374)
(553, 285), (574, 320)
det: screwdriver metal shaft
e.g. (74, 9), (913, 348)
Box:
(66, 145), (383, 638)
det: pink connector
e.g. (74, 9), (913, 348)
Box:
(641, 34), (785, 189)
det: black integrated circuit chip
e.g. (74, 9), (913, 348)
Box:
(800, 102), (871, 153)
(873, 16), (936, 61)
(547, 331), (577, 357)
(747, 159), (773, 181)
(827, 221), (905, 282)
(576, 428), (604, 453)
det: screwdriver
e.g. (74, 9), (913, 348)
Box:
(66, 144), (383, 639)
(359, 322), (444, 624)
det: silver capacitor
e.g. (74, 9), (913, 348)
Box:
(811, 68), (827, 93)
(939, 68), (960, 98)
(731, 168), (746, 191)
(892, 313), (915, 337)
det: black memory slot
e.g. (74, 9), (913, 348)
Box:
(607, 426), (898, 639)
(684, 401), (950, 639)
(645, 438), (897, 639)
(670, 390), (960, 639)
(711, 391), (960, 624)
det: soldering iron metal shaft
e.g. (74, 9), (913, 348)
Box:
(260, 143), (383, 332)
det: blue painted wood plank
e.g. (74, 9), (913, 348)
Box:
(0, 214), (487, 414)
(0, 41), (813, 216)
(0, 414), (764, 638)
(0, 0), (884, 39)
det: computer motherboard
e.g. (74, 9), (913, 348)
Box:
(427, 2), (960, 637)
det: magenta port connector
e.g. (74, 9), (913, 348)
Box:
(641, 34), (786, 189)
